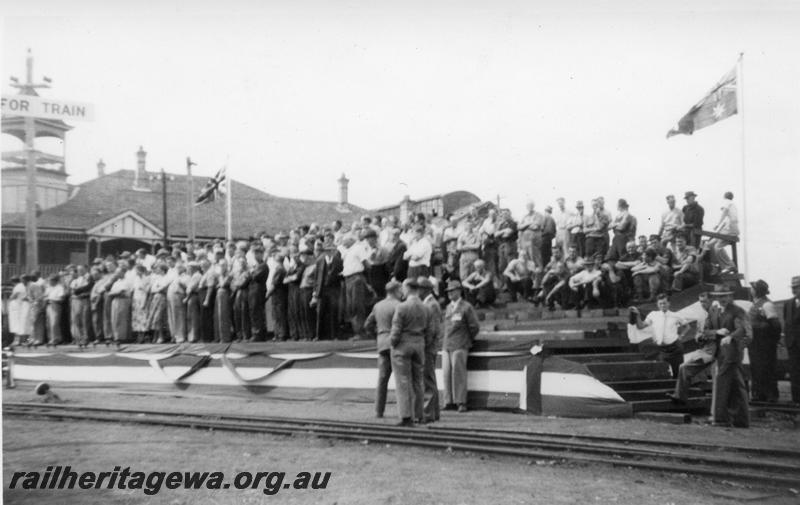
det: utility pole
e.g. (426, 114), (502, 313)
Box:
(9, 49), (50, 271)
(187, 157), (196, 243)
(150, 169), (174, 249)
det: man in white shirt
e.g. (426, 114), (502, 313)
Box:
(659, 195), (684, 246)
(404, 225), (433, 279)
(708, 191), (739, 273)
(632, 294), (689, 377)
(342, 229), (378, 339)
(554, 197), (571, 257)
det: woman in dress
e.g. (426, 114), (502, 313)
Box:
(26, 272), (47, 347)
(166, 264), (188, 343)
(184, 262), (203, 343)
(146, 263), (170, 344)
(213, 260), (233, 343)
(131, 265), (151, 343)
(108, 266), (133, 344)
(8, 276), (30, 346)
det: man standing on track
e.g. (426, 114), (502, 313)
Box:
(365, 280), (403, 418)
(389, 278), (435, 426)
(782, 276), (800, 405)
(442, 280), (480, 413)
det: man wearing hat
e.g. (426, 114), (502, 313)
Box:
(365, 280), (403, 418)
(418, 277), (442, 423)
(606, 198), (636, 262)
(312, 235), (344, 340)
(681, 191), (705, 249)
(389, 278), (435, 426)
(782, 275), (800, 405)
(704, 284), (750, 427)
(748, 279), (781, 402)
(442, 280), (480, 413)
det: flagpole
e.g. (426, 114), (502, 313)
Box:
(737, 52), (748, 281)
(226, 159), (232, 242)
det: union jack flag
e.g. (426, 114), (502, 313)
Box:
(195, 166), (227, 205)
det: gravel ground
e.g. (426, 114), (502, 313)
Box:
(3, 386), (800, 504)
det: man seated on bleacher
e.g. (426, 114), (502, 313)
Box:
(631, 248), (662, 303)
(671, 234), (700, 292)
(462, 259), (496, 308)
(536, 247), (569, 309)
(609, 241), (641, 306)
(647, 234), (675, 289)
(502, 250), (533, 303)
(668, 292), (717, 404)
(568, 256), (604, 309)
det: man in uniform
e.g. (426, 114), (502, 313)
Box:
(706, 285), (750, 427)
(389, 278), (435, 426)
(365, 280), (403, 418)
(782, 275), (800, 405)
(418, 277), (442, 423)
(442, 280), (480, 413)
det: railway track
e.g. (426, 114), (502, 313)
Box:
(5, 402), (800, 489)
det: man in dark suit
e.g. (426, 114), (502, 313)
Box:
(365, 280), (402, 418)
(706, 285), (750, 427)
(419, 277), (442, 423)
(247, 246), (268, 342)
(312, 236), (343, 340)
(783, 275), (800, 405)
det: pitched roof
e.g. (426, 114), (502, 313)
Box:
(2, 169), (367, 238)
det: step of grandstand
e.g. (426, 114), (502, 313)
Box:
(560, 352), (643, 363)
(618, 387), (708, 402)
(629, 397), (710, 413)
(585, 360), (671, 382)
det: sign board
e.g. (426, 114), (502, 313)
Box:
(1, 94), (94, 122)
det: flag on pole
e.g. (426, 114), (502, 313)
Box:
(666, 66), (737, 138)
(195, 166), (226, 205)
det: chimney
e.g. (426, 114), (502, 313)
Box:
(337, 173), (349, 206)
(135, 146), (147, 186)
(97, 158), (106, 177)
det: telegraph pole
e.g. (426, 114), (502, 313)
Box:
(150, 169), (174, 249)
(9, 49), (51, 271)
(187, 157), (196, 243)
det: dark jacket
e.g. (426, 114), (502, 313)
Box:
(784, 298), (800, 349)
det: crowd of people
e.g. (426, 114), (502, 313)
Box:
(2, 189), (743, 348)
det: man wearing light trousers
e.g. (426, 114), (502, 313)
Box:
(442, 280), (480, 413)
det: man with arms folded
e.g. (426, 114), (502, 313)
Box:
(365, 280), (403, 418)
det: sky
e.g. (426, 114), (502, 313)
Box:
(1, 0), (799, 297)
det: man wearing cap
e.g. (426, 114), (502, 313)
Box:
(312, 236), (344, 340)
(389, 278), (435, 426)
(748, 279), (781, 402)
(682, 191), (705, 249)
(784, 276), (800, 405)
(659, 195), (684, 246)
(705, 285), (750, 427)
(442, 280), (480, 413)
(632, 294), (690, 378)
(366, 282), (404, 417)
(669, 292), (718, 404)
(418, 277), (442, 423)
